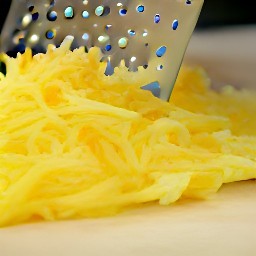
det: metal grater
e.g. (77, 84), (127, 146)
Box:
(0, 0), (204, 100)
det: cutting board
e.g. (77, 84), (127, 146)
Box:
(1, 181), (256, 256)
(1, 26), (256, 256)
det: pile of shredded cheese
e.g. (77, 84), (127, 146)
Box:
(0, 39), (256, 227)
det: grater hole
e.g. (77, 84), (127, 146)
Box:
(64, 6), (74, 19)
(105, 25), (112, 31)
(82, 33), (90, 41)
(143, 29), (148, 37)
(154, 14), (160, 24)
(0, 62), (6, 76)
(32, 12), (39, 21)
(29, 34), (40, 43)
(156, 46), (167, 57)
(143, 64), (148, 69)
(84, 46), (89, 53)
(98, 35), (109, 43)
(130, 56), (136, 62)
(172, 19), (179, 30)
(105, 60), (114, 76)
(45, 29), (56, 39)
(12, 30), (25, 45)
(27, 5), (39, 21)
(105, 44), (112, 52)
(119, 8), (127, 16)
(102, 7), (111, 16)
(186, 0), (192, 5)
(50, 0), (56, 7)
(83, 0), (89, 5)
(118, 37), (128, 49)
(128, 29), (136, 36)
(28, 5), (34, 12)
(47, 11), (58, 21)
(95, 6), (103, 16)
(137, 5), (145, 12)
(21, 14), (32, 27)
(157, 65), (164, 71)
(7, 44), (26, 57)
(95, 6), (110, 17)
(82, 11), (90, 19)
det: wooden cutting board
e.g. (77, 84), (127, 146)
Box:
(0, 181), (256, 256)
(1, 26), (256, 256)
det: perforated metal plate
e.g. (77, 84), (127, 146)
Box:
(0, 0), (204, 100)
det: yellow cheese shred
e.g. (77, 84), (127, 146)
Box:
(0, 41), (256, 226)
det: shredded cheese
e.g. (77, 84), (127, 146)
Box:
(0, 40), (256, 226)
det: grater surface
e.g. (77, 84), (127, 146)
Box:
(0, 0), (204, 100)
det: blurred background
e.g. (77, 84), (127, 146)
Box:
(0, 0), (256, 30)
(185, 0), (256, 90)
(197, 0), (255, 28)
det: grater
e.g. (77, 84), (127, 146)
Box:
(0, 0), (204, 100)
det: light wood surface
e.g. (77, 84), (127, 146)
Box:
(1, 26), (256, 256)
(1, 181), (256, 256)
